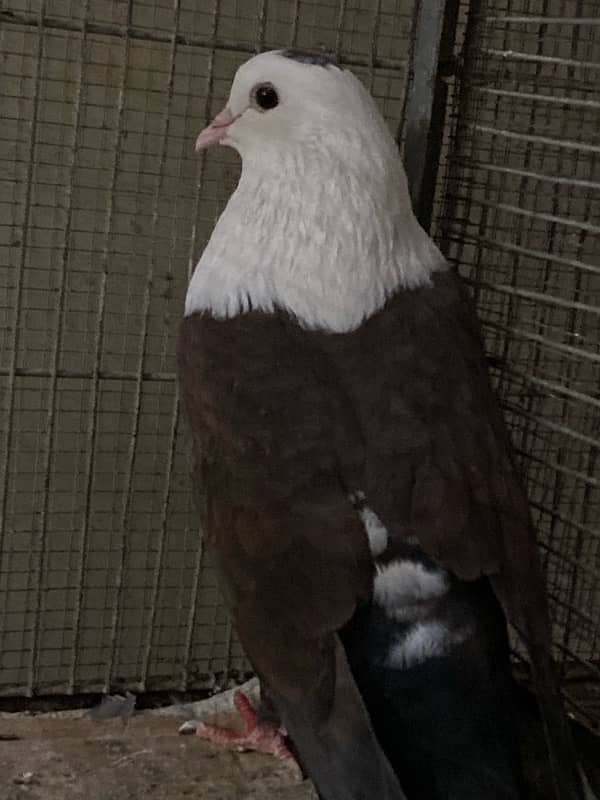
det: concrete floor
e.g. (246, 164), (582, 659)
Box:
(1, 680), (598, 800)
(0, 713), (316, 800)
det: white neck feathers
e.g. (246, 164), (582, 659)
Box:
(186, 132), (446, 333)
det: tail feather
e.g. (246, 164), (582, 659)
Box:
(268, 637), (408, 800)
(513, 680), (600, 800)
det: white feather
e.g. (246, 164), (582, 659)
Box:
(373, 560), (449, 621)
(186, 51), (446, 332)
(386, 621), (470, 669)
(358, 506), (389, 557)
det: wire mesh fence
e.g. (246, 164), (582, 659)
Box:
(435, 0), (600, 727)
(1, 0), (599, 729)
(0, 0), (417, 696)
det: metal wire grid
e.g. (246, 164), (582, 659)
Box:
(0, 0), (416, 696)
(436, 0), (600, 726)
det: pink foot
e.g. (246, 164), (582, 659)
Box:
(180, 690), (301, 776)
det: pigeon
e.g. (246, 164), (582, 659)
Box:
(177, 49), (586, 800)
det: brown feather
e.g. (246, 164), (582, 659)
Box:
(177, 268), (582, 799)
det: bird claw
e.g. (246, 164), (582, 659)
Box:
(179, 689), (302, 779)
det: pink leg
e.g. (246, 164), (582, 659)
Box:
(181, 690), (301, 775)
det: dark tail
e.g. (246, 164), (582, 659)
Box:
(513, 676), (599, 800)
(269, 637), (409, 800)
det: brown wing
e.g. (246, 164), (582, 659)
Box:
(348, 270), (582, 799)
(177, 311), (408, 799)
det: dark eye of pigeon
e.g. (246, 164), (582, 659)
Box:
(254, 83), (279, 111)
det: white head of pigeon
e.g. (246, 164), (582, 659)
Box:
(186, 49), (447, 332)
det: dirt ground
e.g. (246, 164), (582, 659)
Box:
(1, 680), (598, 800)
(0, 713), (317, 800)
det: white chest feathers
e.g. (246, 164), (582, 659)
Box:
(185, 155), (446, 333)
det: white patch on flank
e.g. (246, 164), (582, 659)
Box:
(373, 561), (449, 620)
(386, 621), (470, 669)
(185, 51), (446, 332)
(358, 506), (389, 557)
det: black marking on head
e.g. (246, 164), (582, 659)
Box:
(279, 49), (339, 68)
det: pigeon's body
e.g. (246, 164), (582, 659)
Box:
(178, 50), (586, 800)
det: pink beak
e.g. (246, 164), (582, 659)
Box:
(195, 108), (236, 151)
